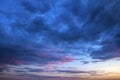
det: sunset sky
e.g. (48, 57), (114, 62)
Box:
(0, 0), (120, 80)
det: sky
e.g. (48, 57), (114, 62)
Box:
(0, 0), (120, 80)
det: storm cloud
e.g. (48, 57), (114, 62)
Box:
(0, 0), (120, 79)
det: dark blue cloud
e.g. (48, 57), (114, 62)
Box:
(21, 0), (51, 14)
(0, 0), (120, 72)
(21, 0), (37, 13)
(56, 70), (96, 74)
(0, 68), (4, 72)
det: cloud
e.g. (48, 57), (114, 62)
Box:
(0, 43), (74, 66)
(0, 68), (4, 72)
(21, 0), (37, 13)
(90, 27), (120, 60)
(0, 0), (120, 76)
(0, 75), (86, 80)
(56, 70), (97, 76)
(21, 0), (51, 14)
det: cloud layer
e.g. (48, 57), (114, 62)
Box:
(0, 0), (120, 79)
